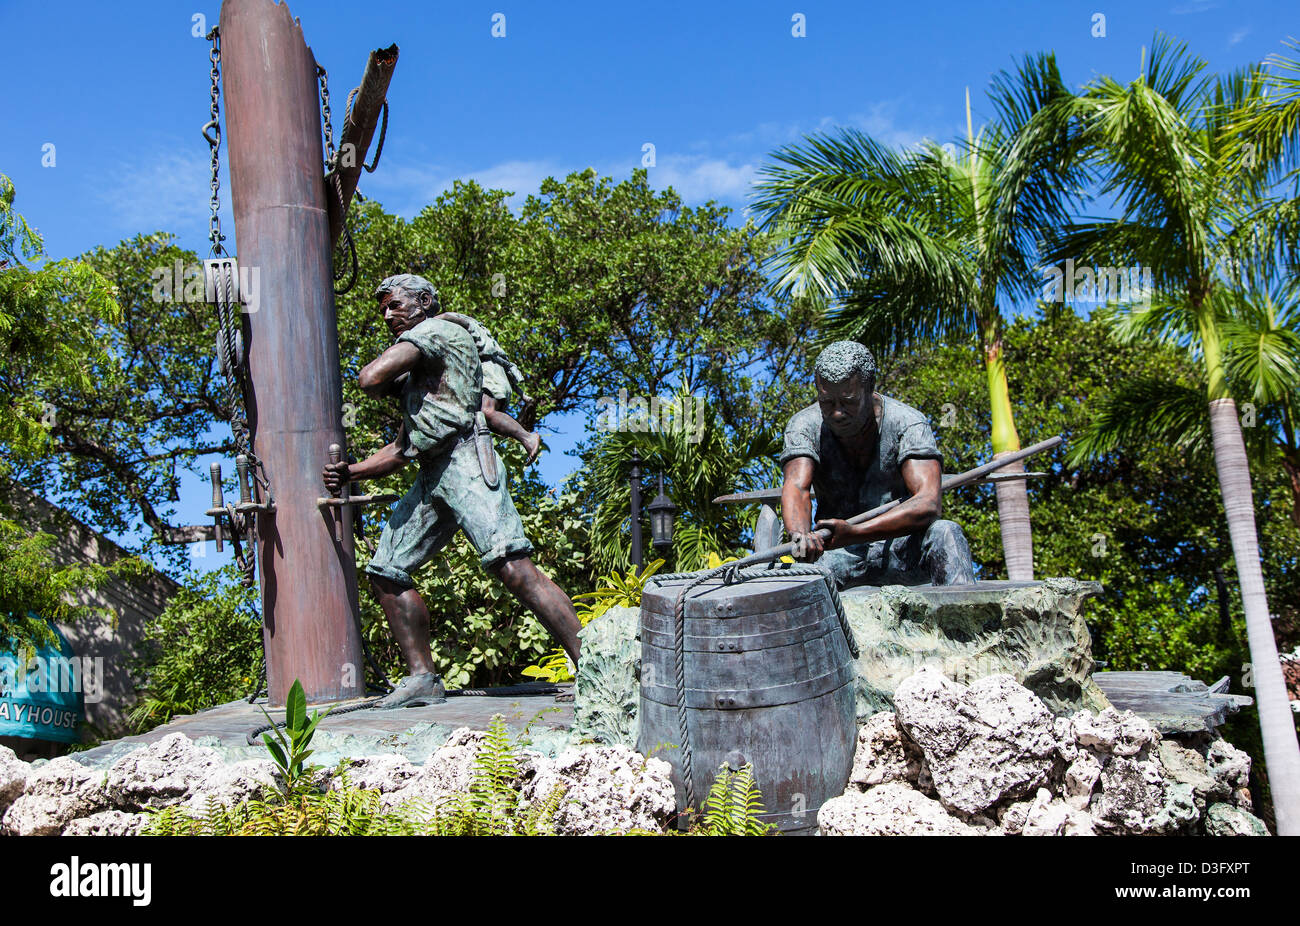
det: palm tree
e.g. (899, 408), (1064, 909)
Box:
(1070, 280), (1300, 524)
(751, 54), (1087, 580)
(1050, 35), (1300, 834)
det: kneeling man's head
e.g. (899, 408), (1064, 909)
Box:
(813, 341), (877, 439)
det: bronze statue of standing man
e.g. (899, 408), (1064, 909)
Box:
(322, 274), (580, 708)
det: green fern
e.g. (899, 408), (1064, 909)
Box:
(693, 763), (776, 836)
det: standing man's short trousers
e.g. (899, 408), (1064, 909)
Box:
(365, 438), (534, 587)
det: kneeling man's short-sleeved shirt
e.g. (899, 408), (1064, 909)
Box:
(779, 394), (941, 521)
(396, 318), (483, 459)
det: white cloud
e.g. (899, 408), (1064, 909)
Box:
(650, 155), (757, 205)
(1228, 26), (1250, 47)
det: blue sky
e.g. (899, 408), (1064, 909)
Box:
(1, 0), (1293, 571)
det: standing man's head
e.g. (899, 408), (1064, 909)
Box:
(375, 274), (441, 336)
(813, 341), (878, 440)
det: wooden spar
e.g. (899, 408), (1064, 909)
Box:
(327, 44), (399, 248)
(220, 0), (365, 705)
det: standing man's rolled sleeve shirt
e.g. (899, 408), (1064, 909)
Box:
(396, 318), (482, 459)
(780, 394), (942, 521)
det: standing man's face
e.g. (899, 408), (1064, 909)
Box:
(378, 289), (430, 336)
(816, 373), (874, 440)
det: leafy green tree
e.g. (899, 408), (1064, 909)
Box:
(1, 173), (122, 467)
(0, 174), (147, 653)
(751, 55), (1088, 581)
(6, 231), (235, 572)
(1049, 34), (1300, 833)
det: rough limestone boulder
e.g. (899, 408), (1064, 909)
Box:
(848, 712), (922, 789)
(331, 753), (419, 794)
(817, 669), (1269, 836)
(573, 606), (640, 745)
(1020, 787), (1096, 836)
(1204, 802), (1270, 836)
(380, 727), (487, 811)
(184, 759), (281, 813)
(104, 732), (224, 810)
(894, 669), (1057, 815)
(522, 744), (675, 835)
(842, 578), (1108, 718)
(819, 783), (980, 835)
(0, 745), (28, 816)
(62, 809), (148, 836)
(1, 757), (109, 836)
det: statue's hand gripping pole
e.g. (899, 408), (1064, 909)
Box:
(316, 442), (400, 537)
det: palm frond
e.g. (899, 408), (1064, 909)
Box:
(1066, 377), (1211, 465)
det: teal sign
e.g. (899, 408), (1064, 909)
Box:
(0, 619), (86, 743)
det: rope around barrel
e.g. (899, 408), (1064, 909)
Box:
(646, 561), (860, 812)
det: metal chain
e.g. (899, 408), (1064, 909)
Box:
(645, 560), (861, 814)
(201, 31), (269, 588)
(202, 28), (225, 256)
(317, 64), (336, 165)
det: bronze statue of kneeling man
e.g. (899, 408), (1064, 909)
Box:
(322, 274), (581, 708)
(781, 341), (976, 589)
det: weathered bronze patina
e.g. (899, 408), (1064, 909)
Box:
(322, 274), (580, 708)
(781, 341), (977, 589)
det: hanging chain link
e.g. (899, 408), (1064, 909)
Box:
(203, 28), (226, 256)
(202, 25), (269, 587)
(317, 64), (336, 166)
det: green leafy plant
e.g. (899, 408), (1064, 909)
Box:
(257, 679), (332, 798)
(690, 763), (776, 836)
(429, 714), (568, 835)
(521, 559), (665, 683)
(143, 769), (438, 836)
(127, 565), (261, 733)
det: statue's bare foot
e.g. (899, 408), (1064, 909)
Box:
(523, 432), (542, 465)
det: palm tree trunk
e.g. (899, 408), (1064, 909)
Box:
(1208, 396), (1300, 835)
(985, 333), (1034, 580)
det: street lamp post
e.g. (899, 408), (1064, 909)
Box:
(648, 474), (677, 556)
(629, 449), (643, 573)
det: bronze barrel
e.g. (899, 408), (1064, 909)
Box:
(637, 572), (857, 834)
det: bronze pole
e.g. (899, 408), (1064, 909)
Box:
(220, 0), (365, 705)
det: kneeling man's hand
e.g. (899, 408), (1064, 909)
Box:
(791, 529), (826, 562)
(813, 518), (855, 550)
